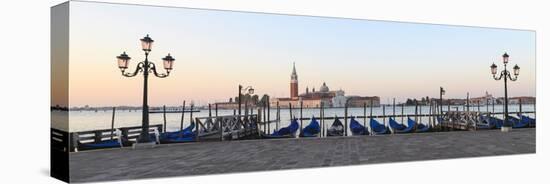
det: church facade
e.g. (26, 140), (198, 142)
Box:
(270, 63), (380, 108)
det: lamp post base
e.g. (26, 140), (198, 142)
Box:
(501, 126), (513, 132)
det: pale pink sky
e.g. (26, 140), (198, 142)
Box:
(60, 2), (536, 107)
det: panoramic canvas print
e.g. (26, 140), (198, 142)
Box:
(51, 1), (536, 183)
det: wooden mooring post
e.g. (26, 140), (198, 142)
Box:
(163, 105), (167, 132)
(401, 104), (405, 122)
(414, 100), (418, 123)
(267, 98), (271, 134)
(321, 102), (325, 137)
(180, 101), (186, 131)
(370, 99), (374, 135)
(190, 103), (194, 124)
(486, 98), (489, 113)
(430, 101), (437, 127)
(289, 103), (293, 120)
(418, 102), (421, 127)
(392, 98), (396, 119)
(300, 100), (303, 131)
(208, 104), (212, 117)
(466, 92), (470, 112)
(262, 101), (268, 132)
(110, 107), (116, 139)
(389, 101), (394, 134)
(344, 102), (348, 136)
(319, 102), (325, 137)
(492, 99), (495, 114)
(519, 98), (523, 116)
(382, 105), (386, 127)
(276, 101), (280, 130)
(363, 102), (367, 133)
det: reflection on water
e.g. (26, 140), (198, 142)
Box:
(58, 104), (535, 132)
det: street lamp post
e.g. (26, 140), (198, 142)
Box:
(238, 85), (254, 119)
(490, 52), (520, 132)
(116, 34), (175, 143)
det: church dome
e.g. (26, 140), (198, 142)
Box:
(320, 82), (329, 92)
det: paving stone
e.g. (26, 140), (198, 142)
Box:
(69, 128), (535, 183)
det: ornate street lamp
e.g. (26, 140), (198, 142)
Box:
(117, 34), (175, 143)
(490, 52), (519, 132)
(238, 85), (254, 119)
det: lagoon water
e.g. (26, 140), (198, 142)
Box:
(56, 104), (535, 133)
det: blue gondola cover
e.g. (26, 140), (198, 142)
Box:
(370, 118), (389, 135)
(349, 117), (369, 135)
(300, 117), (321, 137)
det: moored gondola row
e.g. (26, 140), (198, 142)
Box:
(64, 99), (535, 152)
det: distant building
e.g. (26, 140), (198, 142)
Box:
(346, 96), (381, 107)
(508, 96), (536, 104)
(215, 102), (255, 109)
(445, 99), (467, 105)
(468, 91), (496, 105)
(332, 90), (346, 107)
(290, 62), (299, 99)
(270, 63), (380, 108)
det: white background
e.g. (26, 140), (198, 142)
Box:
(0, 0), (548, 183)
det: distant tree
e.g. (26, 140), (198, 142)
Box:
(229, 98), (233, 103)
(258, 94), (270, 106)
(251, 94), (259, 104)
(405, 99), (413, 105)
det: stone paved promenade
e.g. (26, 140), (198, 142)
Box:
(69, 128), (535, 183)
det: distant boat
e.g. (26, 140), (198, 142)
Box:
(389, 117), (415, 133)
(349, 117), (368, 136)
(326, 117), (344, 136)
(300, 117), (321, 137)
(370, 118), (389, 135)
(262, 118), (299, 139)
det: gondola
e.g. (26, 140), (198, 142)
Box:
(76, 129), (126, 151)
(159, 122), (196, 144)
(300, 117), (321, 137)
(519, 114), (536, 127)
(509, 116), (529, 128)
(369, 118), (389, 135)
(403, 117), (429, 132)
(75, 129), (155, 151)
(415, 120), (431, 133)
(262, 118), (300, 139)
(477, 115), (496, 129)
(349, 117), (369, 135)
(389, 117), (415, 133)
(485, 116), (504, 128)
(326, 117), (344, 136)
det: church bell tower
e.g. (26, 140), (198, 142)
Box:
(290, 62), (299, 99)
